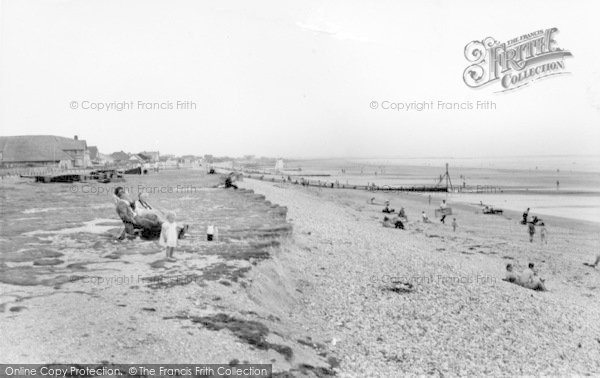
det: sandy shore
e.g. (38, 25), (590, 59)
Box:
(240, 178), (600, 376)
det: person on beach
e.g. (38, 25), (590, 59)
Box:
(528, 222), (536, 242)
(539, 222), (547, 244)
(503, 264), (518, 283)
(522, 208), (530, 225)
(224, 173), (238, 189)
(382, 216), (404, 229)
(519, 263), (546, 291)
(114, 187), (141, 238)
(393, 216), (405, 229)
(382, 201), (395, 214)
(159, 212), (178, 261)
(398, 207), (407, 219)
(439, 200), (448, 223)
(519, 263), (535, 285)
(587, 255), (600, 268)
(452, 218), (457, 232)
(114, 187), (188, 239)
(421, 211), (430, 223)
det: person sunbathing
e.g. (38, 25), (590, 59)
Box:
(393, 217), (405, 229)
(584, 254), (600, 268)
(518, 263), (546, 291)
(503, 263), (518, 283)
(382, 216), (404, 229)
(502, 263), (546, 291)
(483, 206), (502, 214)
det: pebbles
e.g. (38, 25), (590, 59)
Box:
(242, 179), (600, 376)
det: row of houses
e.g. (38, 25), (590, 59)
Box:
(0, 135), (165, 169)
(0, 134), (210, 170)
(106, 150), (161, 166)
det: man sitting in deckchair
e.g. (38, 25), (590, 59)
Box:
(114, 187), (187, 239)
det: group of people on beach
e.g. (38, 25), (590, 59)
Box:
(522, 207), (547, 243)
(113, 187), (187, 261)
(379, 199), (458, 232)
(113, 174), (237, 260)
(382, 201), (406, 229)
(504, 262), (547, 291)
(374, 196), (559, 292)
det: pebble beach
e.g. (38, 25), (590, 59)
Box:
(240, 178), (600, 376)
(1, 171), (599, 377)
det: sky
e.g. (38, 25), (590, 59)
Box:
(0, 0), (599, 158)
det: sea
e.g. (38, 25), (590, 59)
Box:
(288, 155), (600, 224)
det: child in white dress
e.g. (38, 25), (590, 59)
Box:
(160, 212), (178, 261)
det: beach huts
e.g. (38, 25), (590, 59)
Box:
(0, 135), (90, 168)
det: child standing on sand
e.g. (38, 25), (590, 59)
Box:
(540, 222), (547, 244)
(528, 222), (536, 242)
(452, 218), (457, 232)
(160, 212), (178, 261)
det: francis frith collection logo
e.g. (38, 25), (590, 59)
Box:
(463, 28), (573, 92)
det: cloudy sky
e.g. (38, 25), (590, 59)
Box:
(0, 0), (599, 158)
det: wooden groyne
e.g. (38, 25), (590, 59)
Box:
(229, 171), (504, 194)
(240, 173), (451, 192)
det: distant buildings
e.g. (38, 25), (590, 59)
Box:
(109, 151), (130, 164)
(108, 151), (153, 166)
(139, 151), (160, 162)
(0, 135), (230, 172)
(0, 135), (90, 168)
